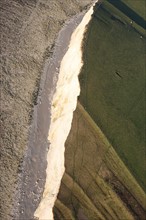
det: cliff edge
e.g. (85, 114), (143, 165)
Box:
(0, 1), (94, 219)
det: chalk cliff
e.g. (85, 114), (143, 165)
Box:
(0, 0), (95, 219)
(34, 4), (95, 219)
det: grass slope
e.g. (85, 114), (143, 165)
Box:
(54, 103), (146, 219)
(54, 1), (146, 219)
(79, 2), (146, 191)
(121, 0), (146, 20)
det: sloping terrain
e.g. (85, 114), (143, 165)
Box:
(54, 103), (145, 219)
(1, 0), (145, 219)
(0, 0), (94, 219)
(54, 1), (146, 219)
(79, 0), (146, 191)
(118, 0), (146, 19)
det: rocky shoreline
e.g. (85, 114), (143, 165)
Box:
(15, 11), (87, 220)
(34, 4), (96, 219)
(0, 1), (95, 219)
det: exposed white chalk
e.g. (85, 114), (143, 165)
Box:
(34, 2), (97, 219)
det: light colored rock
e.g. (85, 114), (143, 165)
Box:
(1, 1), (96, 219)
(34, 3), (96, 219)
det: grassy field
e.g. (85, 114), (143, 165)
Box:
(54, 103), (146, 219)
(54, 1), (146, 219)
(79, 2), (146, 192)
(121, 0), (146, 19)
(104, 0), (146, 35)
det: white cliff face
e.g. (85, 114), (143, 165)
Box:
(34, 3), (96, 220)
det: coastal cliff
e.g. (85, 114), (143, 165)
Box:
(34, 5), (95, 219)
(0, 1), (95, 219)
(1, 1), (145, 219)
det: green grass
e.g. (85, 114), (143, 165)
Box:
(103, 0), (146, 36)
(54, 103), (146, 219)
(121, 0), (146, 19)
(79, 4), (146, 191)
(78, 102), (146, 209)
(54, 199), (75, 220)
(54, 2), (146, 219)
(62, 172), (134, 220)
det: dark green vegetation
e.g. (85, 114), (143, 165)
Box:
(122, 0), (146, 19)
(107, 0), (146, 28)
(79, 1), (146, 192)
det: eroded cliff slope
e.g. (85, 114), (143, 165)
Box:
(0, 0), (94, 219)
